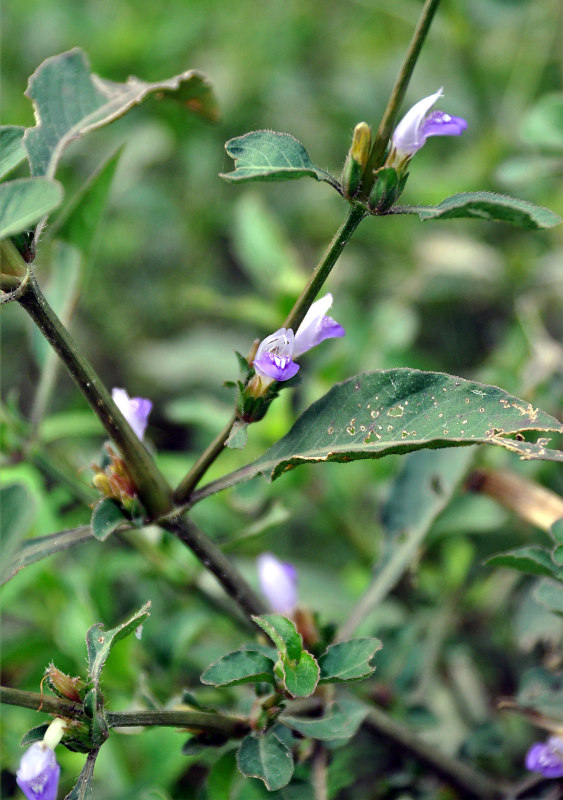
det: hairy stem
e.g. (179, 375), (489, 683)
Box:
(173, 203), (366, 503)
(174, 412), (237, 504)
(363, 0), (443, 194)
(0, 686), (248, 739)
(283, 203), (366, 333)
(4, 242), (265, 621)
(14, 267), (173, 519)
(163, 515), (267, 619)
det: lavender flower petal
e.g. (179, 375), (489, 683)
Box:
(293, 294), (345, 357)
(253, 328), (299, 384)
(420, 111), (468, 142)
(17, 743), (60, 800)
(525, 737), (563, 778)
(257, 552), (298, 614)
(391, 88), (467, 157)
(112, 387), (153, 441)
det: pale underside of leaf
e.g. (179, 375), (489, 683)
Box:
(220, 129), (338, 187)
(0, 177), (63, 239)
(23, 48), (218, 179)
(397, 191), (562, 229)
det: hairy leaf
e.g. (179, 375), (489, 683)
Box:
(318, 638), (382, 683)
(200, 649), (276, 687)
(2, 525), (95, 586)
(0, 126), (26, 179)
(281, 651), (320, 698)
(0, 484), (37, 583)
(0, 178), (63, 239)
(253, 614), (303, 661)
(23, 48), (217, 179)
(52, 148), (122, 256)
(90, 498), (130, 542)
(86, 602), (151, 685)
(281, 698), (368, 741)
(220, 130), (338, 187)
(251, 370), (563, 482)
(237, 731), (294, 791)
(486, 546), (563, 580)
(400, 191), (561, 229)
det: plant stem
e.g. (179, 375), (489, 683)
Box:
(173, 203), (366, 504)
(312, 743), (329, 800)
(174, 412), (237, 504)
(12, 265), (173, 519)
(363, 0), (443, 194)
(364, 705), (506, 799)
(283, 203), (366, 333)
(0, 686), (248, 739)
(163, 516), (267, 619)
(4, 241), (265, 621)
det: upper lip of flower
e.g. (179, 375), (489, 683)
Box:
(391, 87), (467, 156)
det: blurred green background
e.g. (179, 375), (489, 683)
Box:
(2, 0), (563, 797)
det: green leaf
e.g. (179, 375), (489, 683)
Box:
(550, 518), (563, 545)
(21, 724), (50, 747)
(382, 448), (476, 539)
(0, 178), (63, 239)
(0, 484), (37, 583)
(200, 649), (276, 687)
(90, 498), (130, 542)
(226, 420), (249, 449)
(220, 130), (338, 187)
(534, 579), (563, 616)
(86, 601), (151, 685)
(0, 126), (26, 179)
(52, 148), (122, 256)
(281, 698), (368, 742)
(253, 614), (303, 661)
(486, 546), (562, 579)
(23, 48), (218, 179)
(318, 638), (382, 684)
(237, 731), (294, 791)
(280, 650), (320, 698)
(400, 191), (561, 229)
(247, 370), (563, 483)
(2, 525), (95, 586)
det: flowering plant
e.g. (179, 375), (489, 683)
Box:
(2, 2), (562, 798)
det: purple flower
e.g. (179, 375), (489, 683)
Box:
(112, 387), (152, 441)
(526, 736), (563, 779)
(252, 328), (300, 388)
(257, 553), (298, 614)
(391, 88), (467, 159)
(16, 742), (60, 800)
(252, 294), (345, 390)
(293, 293), (345, 357)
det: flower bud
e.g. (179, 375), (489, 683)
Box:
(45, 664), (85, 703)
(367, 167), (408, 214)
(341, 122), (372, 199)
